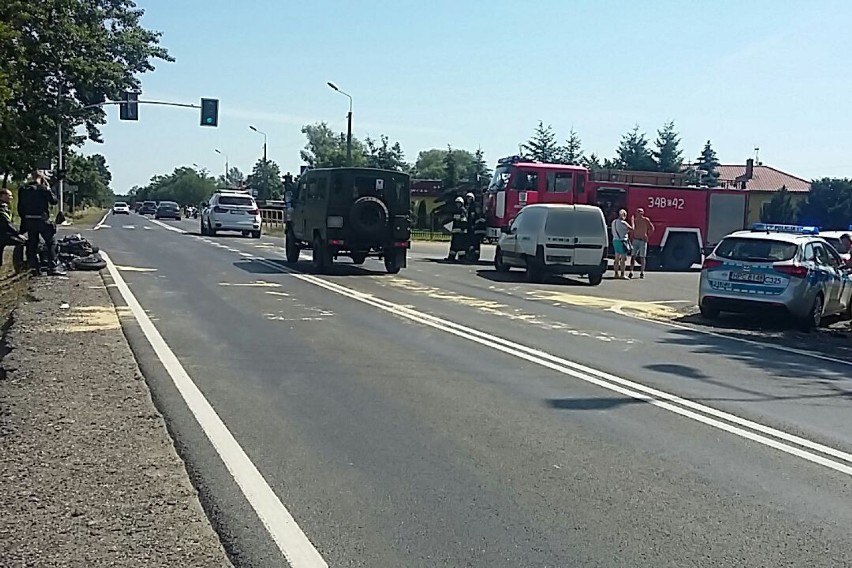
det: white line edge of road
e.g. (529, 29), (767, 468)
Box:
(93, 211), (110, 230)
(101, 251), (328, 568)
(148, 217), (188, 234)
(249, 256), (852, 479)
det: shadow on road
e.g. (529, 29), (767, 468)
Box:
(420, 257), (493, 267)
(475, 269), (606, 287)
(644, 363), (708, 379)
(547, 397), (645, 411)
(249, 257), (389, 277)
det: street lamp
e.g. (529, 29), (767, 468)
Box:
(327, 81), (353, 166)
(248, 125), (268, 162)
(214, 148), (229, 184)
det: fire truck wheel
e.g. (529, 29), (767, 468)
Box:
(662, 235), (700, 271)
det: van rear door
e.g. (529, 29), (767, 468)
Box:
(573, 207), (607, 268)
(543, 207), (576, 267)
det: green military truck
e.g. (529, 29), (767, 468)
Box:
(285, 167), (411, 274)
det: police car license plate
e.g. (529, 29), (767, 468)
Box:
(729, 271), (765, 283)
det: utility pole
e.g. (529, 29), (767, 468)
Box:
(57, 85), (64, 213)
(327, 82), (353, 166)
(249, 125), (267, 162)
(215, 149), (228, 185)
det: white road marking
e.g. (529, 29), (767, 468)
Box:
(101, 251), (328, 568)
(246, 256), (852, 478)
(93, 211), (110, 230)
(122, 225), (136, 230)
(144, 226), (152, 230)
(149, 218), (187, 234)
(239, 252), (255, 258)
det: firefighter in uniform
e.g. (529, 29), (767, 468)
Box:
(18, 172), (64, 275)
(0, 189), (25, 267)
(464, 192), (487, 262)
(446, 196), (468, 261)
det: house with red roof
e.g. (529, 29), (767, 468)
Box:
(715, 158), (811, 224)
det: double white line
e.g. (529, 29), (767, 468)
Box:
(254, 257), (852, 478)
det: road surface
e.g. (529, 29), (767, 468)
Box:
(89, 213), (852, 567)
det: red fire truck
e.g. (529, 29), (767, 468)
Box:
(483, 155), (749, 271)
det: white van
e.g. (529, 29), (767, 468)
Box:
(494, 204), (608, 285)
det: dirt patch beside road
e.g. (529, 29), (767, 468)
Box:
(0, 271), (232, 567)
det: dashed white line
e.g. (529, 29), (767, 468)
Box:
(148, 218), (188, 234)
(102, 251), (328, 568)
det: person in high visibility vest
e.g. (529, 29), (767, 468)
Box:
(446, 196), (468, 261)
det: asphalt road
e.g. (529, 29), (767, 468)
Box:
(89, 212), (852, 567)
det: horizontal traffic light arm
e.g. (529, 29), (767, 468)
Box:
(82, 99), (203, 111)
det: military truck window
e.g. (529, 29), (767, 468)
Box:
(307, 178), (318, 199)
(317, 177), (328, 198)
(332, 174), (343, 194)
(354, 176), (387, 197)
(546, 172), (573, 193)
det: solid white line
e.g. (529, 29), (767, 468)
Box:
(148, 218), (188, 234)
(249, 257), (852, 477)
(94, 211), (110, 230)
(239, 252), (255, 258)
(101, 251), (328, 568)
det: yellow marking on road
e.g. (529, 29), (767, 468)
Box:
(219, 280), (282, 288)
(115, 265), (157, 272)
(528, 290), (684, 320)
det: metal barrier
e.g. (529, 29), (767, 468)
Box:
(260, 208), (285, 229)
(410, 229), (451, 242)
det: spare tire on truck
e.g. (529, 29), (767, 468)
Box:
(662, 234), (700, 271)
(350, 196), (388, 239)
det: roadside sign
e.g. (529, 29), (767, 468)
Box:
(442, 221), (453, 233)
(65, 185), (78, 194)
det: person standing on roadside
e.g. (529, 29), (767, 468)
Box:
(18, 171), (64, 275)
(630, 207), (655, 279)
(611, 208), (632, 280)
(0, 189), (26, 267)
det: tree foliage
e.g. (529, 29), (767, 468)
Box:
(131, 167), (217, 206)
(414, 148), (478, 181)
(561, 128), (585, 166)
(695, 140), (721, 187)
(65, 152), (113, 207)
(522, 121), (561, 163)
(798, 178), (852, 229)
(218, 166), (245, 188)
(299, 122), (366, 168)
(364, 135), (410, 172)
(615, 125), (656, 171)
(247, 159), (284, 201)
(0, 0), (172, 179)
(652, 121), (683, 173)
(760, 186), (798, 224)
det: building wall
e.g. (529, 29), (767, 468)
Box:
(746, 192), (808, 225)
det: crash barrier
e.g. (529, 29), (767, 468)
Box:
(410, 229), (451, 242)
(259, 208), (285, 229)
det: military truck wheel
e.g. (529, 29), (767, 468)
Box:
(385, 249), (404, 274)
(351, 252), (367, 265)
(285, 228), (300, 264)
(312, 234), (331, 273)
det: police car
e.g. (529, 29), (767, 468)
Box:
(699, 224), (852, 329)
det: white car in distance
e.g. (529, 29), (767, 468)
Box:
(112, 201), (130, 215)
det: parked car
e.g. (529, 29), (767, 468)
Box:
(494, 203), (608, 285)
(201, 191), (262, 238)
(285, 167), (411, 274)
(140, 201), (157, 215)
(155, 200), (181, 220)
(699, 223), (852, 329)
(817, 230), (852, 265)
(112, 201), (130, 215)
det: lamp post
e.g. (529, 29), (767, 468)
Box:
(214, 148), (228, 185)
(327, 81), (353, 166)
(249, 125), (267, 163)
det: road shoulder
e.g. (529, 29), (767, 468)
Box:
(0, 271), (232, 567)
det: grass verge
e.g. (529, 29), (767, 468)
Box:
(0, 253), (29, 329)
(69, 207), (107, 227)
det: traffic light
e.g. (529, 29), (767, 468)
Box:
(119, 91), (139, 121)
(200, 98), (219, 127)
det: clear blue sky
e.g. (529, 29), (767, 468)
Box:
(85, 0), (852, 193)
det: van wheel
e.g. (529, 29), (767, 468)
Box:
(525, 256), (545, 283)
(312, 234), (330, 273)
(494, 248), (510, 272)
(285, 228), (300, 264)
(588, 270), (603, 286)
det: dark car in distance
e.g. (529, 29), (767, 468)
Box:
(155, 201), (181, 220)
(140, 201), (158, 215)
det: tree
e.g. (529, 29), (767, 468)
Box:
(65, 152), (113, 207)
(695, 140), (721, 187)
(615, 125), (656, 171)
(364, 135), (410, 172)
(413, 148), (476, 180)
(797, 178), (852, 229)
(0, 1), (172, 179)
(560, 128), (585, 166)
(652, 121), (684, 173)
(443, 145), (458, 190)
(247, 159), (284, 201)
(760, 186), (798, 224)
(136, 167), (217, 206)
(218, 166), (245, 188)
(582, 153), (603, 171)
(300, 122), (366, 168)
(521, 121), (561, 163)
(470, 147), (491, 192)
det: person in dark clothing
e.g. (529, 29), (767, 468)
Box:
(18, 172), (64, 275)
(0, 189), (25, 267)
(446, 196), (468, 261)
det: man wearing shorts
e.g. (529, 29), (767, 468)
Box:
(630, 208), (655, 279)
